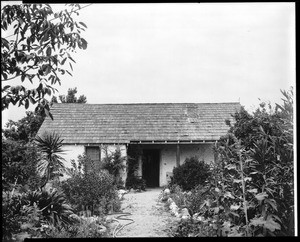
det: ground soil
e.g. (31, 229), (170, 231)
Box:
(107, 188), (180, 237)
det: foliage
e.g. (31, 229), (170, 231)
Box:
(61, 154), (121, 216)
(51, 87), (87, 104)
(25, 189), (76, 226)
(168, 184), (188, 209)
(2, 138), (41, 191)
(170, 156), (211, 191)
(125, 146), (146, 191)
(42, 216), (109, 238)
(101, 146), (126, 189)
(184, 88), (294, 237)
(1, 4), (88, 117)
(2, 188), (76, 241)
(185, 184), (213, 216)
(172, 219), (217, 237)
(2, 110), (45, 142)
(35, 131), (66, 189)
(125, 176), (146, 191)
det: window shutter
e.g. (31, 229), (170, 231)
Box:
(86, 146), (101, 172)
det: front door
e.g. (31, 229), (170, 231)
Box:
(142, 149), (160, 187)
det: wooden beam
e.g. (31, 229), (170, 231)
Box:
(176, 144), (180, 167)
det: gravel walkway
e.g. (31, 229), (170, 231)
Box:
(109, 188), (179, 237)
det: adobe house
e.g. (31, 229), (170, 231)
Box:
(37, 102), (240, 187)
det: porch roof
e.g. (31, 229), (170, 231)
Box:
(37, 102), (241, 144)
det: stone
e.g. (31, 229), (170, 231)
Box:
(164, 188), (171, 195)
(169, 202), (179, 216)
(118, 189), (127, 199)
(105, 216), (113, 223)
(167, 197), (173, 204)
(181, 215), (190, 220)
(98, 225), (107, 234)
(180, 208), (191, 220)
(192, 212), (200, 220)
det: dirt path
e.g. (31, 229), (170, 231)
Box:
(109, 188), (179, 237)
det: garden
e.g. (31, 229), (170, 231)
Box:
(2, 88), (294, 239)
(2, 125), (128, 240)
(160, 88), (294, 237)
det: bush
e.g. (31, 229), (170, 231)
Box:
(168, 184), (187, 209)
(43, 216), (109, 238)
(61, 154), (121, 216)
(170, 156), (211, 191)
(172, 219), (217, 237)
(2, 189), (76, 241)
(125, 176), (146, 191)
(101, 146), (126, 189)
(2, 139), (41, 192)
(25, 189), (76, 226)
(185, 184), (213, 216)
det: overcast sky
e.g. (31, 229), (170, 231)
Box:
(2, 2), (295, 125)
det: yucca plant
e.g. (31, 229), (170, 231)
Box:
(35, 132), (66, 189)
(25, 189), (76, 226)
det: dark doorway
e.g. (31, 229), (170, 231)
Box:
(142, 149), (160, 187)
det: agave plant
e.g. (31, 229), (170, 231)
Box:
(25, 189), (76, 226)
(35, 132), (66, 189)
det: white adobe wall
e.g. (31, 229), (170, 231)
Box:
(61, 144), (85, 171)
(179, 144), (215, 165)
(159, 143), (214, 187)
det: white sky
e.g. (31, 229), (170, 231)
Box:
(2, 2), (295, 125)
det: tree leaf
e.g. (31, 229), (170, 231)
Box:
(46, 46), (52, 56)
(68, 56), (76, 63)
(79, 22), (87, 28)
(250, 216), (265, 226)
(247, 188), (258, 194)
(225, 164), (236, 170)
(264, 199), (277, 211)
(265, 216), (281, 232)
(224, 191), (235, 199)
(230, 204), (240, 210)
(25, 99), (29, 109)
(66, 70), (72, 76)
(255, 192), (268, 201)
(61, 57), (67, 65)
(80, 38), (87, 50)
(2, 85), (11, 92)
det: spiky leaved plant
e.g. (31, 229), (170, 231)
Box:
(35, 132), (66, 190)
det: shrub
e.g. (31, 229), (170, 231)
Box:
(2, 139), (41, 192)
(170, 156), (211, 191)
(101, 146), (126, 189)
(43, 216), (109, 238)
(172, 219), (217, 237)
(25, 189), (76, 226)
(61, 154), (121, 216)
(185, 184), (213, 216)
(125, 148), (146, 191)
(2, 189), (76, 241)
(168, 184), (187, 209)
(125, 176), (146, 191)
(2, 192), (24, 240)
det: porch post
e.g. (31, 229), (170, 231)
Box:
(176, 144), (180, 167)
(137, 155), (142, 176)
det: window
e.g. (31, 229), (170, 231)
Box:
(85, 146), (101, 172)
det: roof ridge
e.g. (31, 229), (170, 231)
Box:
(52, 102), (241, 105)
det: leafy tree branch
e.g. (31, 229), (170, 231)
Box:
(1, 4), (89, 118)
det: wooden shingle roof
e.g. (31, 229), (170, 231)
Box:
(37, 102), (241, 144)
